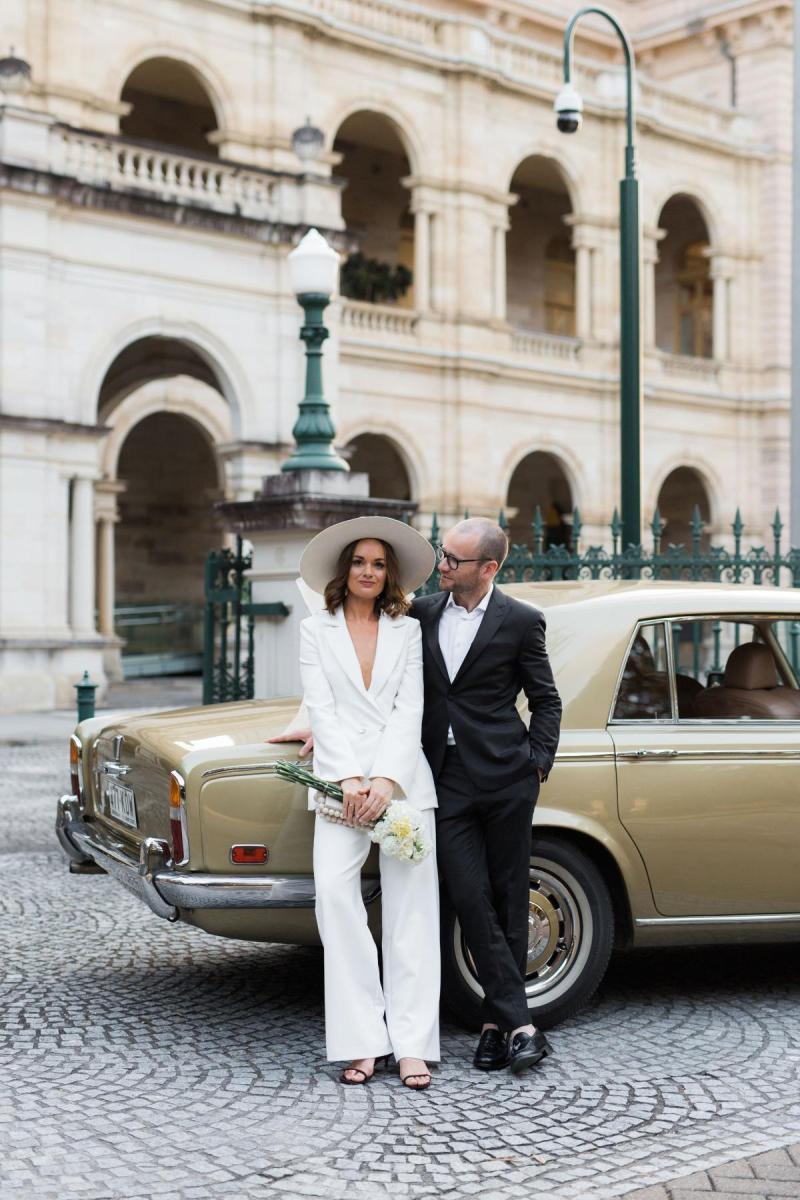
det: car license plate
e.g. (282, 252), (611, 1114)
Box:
(106, 780), (138, 829)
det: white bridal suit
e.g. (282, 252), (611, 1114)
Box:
(299, 605), (440, 1063)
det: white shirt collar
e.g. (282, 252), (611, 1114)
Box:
(444, 583), (494, 616)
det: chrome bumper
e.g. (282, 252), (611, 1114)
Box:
(56, 795), (380, 923)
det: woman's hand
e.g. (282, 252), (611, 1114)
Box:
(339, 777), (369, 825)
(357, 777), (395, 824)
(268, 729), (314, 757)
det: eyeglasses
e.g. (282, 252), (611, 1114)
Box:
(435, 545), (491, 571)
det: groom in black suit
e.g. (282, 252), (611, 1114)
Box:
(411, 517), (562, 1074)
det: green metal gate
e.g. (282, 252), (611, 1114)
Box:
(202, 538), (289, 705)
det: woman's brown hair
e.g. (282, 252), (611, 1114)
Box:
(324, 538), (410, 617)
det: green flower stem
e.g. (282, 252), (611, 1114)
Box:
(274, 759), (343, 801)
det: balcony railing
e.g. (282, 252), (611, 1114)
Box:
(51, 127), (278, 221)
(511, 329), (581, 362)
(274, 0), (753, 147)
(657, 351), (720, 381)
(340, 299), (418, 337)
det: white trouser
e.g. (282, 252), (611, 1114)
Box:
(313, 809), (441, 1063)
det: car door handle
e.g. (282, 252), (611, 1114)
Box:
(618, 749), (678, 760)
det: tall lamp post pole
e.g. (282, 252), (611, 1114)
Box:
(282, 228), (349, 473)
(556, 7), (641, 550)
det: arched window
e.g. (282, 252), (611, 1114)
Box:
(506, 451), (573, 548)
(656, 196), (712, 359)
(507, 156), (574, 335)
(344, 433), (412, 501)
(334, 112), (414, 308)
(97, 338), (230, 676)
(655, 466), (712, 549)
(120, 58), (219, 156)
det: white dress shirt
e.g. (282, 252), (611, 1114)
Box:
(438, 584), (494, 744)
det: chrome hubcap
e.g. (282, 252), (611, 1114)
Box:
(525, 865), (581, 996)
(457, 859), (584, 1001)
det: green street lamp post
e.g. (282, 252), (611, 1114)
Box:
(556, 7), (641, 550)
(282, 228), (349, 473)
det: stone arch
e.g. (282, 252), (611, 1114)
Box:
(327, 99), (423, 177)
(651, 184), (722, 250)
(505, 155), (577, 335)
(333, 109), (420, 308)
(109, 45), (233, 141)
(101, 377), (232, 482)
(340, 429), (417, 502)
(504, 149), (580, 216)
(81, 318), (248, 436)
(655, 193), (715, 358)
(503, 447), (579, 548)
(650, 461), (719, 549)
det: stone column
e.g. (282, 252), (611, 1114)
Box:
(412, 205), (431, 313)
(492, 221), (508, 322)
(70, 476), (96, 634)
(642, 227), (666, 349)
(709, 253), (733, 361)
(94, 481), (125, 636)
(564, 215), (608, 341)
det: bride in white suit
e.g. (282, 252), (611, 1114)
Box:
(297, 515), (439, 1090)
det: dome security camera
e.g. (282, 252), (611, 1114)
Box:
(554, 83), (583, 134)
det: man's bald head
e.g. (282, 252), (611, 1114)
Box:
(449, 518), (509, 569)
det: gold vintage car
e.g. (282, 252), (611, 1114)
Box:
(56, 581), (800, 1029)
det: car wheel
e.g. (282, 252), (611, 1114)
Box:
(441, 836), (615, 1030)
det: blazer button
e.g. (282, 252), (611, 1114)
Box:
(357, 726), (366, 734)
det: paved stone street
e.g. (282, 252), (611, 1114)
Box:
(2, 723), (800, 1200)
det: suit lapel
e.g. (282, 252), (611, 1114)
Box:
(323, 608), (367, 697)
(452, 587), (510, 686)
(421, 592), (450, 683)
(369, 613), (406, 701)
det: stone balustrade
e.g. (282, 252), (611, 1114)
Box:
(511, 329), (581, 362)
(51, 127), (278, 220)
(340, 299), (419, 336)
(303, 0), (443, 46)
(276, 0), (753, 147)
(658, 351), (721, 380)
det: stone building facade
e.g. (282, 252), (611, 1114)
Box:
(0, 0), (792, 707)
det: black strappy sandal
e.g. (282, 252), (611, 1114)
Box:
(339, 1055), (389, 1085)
(400, 1071), (432, 1091)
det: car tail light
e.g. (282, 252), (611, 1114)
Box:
(168, 771), (189, 866)
(230, 845), (269, 865)
(69, 735), (84, 803)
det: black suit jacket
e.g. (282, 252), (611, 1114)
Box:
(410, 588), (562, 790)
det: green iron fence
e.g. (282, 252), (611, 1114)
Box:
(202, 537), (289, 704)
(420, 506), (800, 592)
(204, 508), (800, 703)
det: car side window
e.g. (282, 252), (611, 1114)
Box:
(613, 623), (672, 721)
(672, 617), (800, 721)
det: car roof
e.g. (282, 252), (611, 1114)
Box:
(499, 579), (800, 618)
(497, 580), (800, 727)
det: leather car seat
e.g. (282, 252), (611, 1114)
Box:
(690, 642), (800, 719)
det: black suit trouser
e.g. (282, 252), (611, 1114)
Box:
(435, 746), (539, 1031)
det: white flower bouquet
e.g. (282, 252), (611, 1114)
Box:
(274, 760), (432, 865)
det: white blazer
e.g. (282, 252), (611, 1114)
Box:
(299, 606), (437, 811)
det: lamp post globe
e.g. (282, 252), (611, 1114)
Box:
(282, 229), (348, 473)
(287, 227), (340, 298)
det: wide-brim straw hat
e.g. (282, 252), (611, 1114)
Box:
(299, 516), (435, 595)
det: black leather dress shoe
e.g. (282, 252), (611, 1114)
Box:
(473, 1028), (510, 1071)
(508, 1029), (552, 1074)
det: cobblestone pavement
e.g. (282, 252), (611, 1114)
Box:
(626, 1145), (800, 1198)
(1, 734), (799, 1200)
